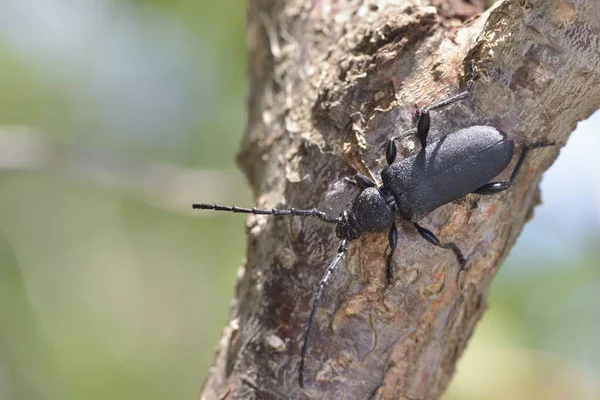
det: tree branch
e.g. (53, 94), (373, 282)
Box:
(200, 0), (600, 398)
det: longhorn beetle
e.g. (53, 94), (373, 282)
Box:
(192, 61), (552, 387)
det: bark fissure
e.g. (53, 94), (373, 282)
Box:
(201, 0), (600, 399)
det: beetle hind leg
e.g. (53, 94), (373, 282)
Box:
(474, 142), (554, 195)
(413, 223), (466, 268)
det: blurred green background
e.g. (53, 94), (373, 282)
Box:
(0, 1), (598, 399)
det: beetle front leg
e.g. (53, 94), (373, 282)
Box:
(414, 61), (477, 149)
(413, 223), (466, 268)
(385, 106), (433, 152)
(354, 173), (376, 189)
(344, 173), (376, 189)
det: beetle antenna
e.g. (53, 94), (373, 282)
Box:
(192, 203), (340, 224)
(299, 238), (348, 388)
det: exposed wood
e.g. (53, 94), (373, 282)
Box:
(200, 0), (600, 399)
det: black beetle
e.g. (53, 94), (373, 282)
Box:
(192, 66), (552, 387)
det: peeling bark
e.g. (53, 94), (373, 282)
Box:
(200, 0), (600, 399)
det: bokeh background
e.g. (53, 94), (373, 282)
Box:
(0, 1), (598, 399)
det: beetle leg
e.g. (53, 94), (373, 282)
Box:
(388, 127), (417, 151)
(416, 108), (431, 150)
(386, 106), (433, 152)
(413, 223), (466, 268)
(415, 61), (479, 148)
(355, 173), (376, 189)
(393, 60), (477, 151)
(386, 223), (398, 284)
(386, 139), (397, 165)
(424, 89), (471, 114)
(423, 60), (476, 113)
(343, 173), (376, 189)
(414, 89), (469, 150)
(474, 142), (553, 195)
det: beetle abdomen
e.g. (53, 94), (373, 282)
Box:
(381, 126), (515, 221)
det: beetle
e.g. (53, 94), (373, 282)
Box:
(192, 66), (552, 387)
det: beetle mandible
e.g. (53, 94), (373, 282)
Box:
(192, 61), (552, 387)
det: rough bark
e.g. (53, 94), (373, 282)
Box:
(200, 0), (600, 399)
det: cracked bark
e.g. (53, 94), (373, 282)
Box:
(200, 1), (600, 399)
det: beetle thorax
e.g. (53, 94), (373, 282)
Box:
(336, 187), (395, 240)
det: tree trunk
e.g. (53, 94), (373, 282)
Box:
(200, 0), (600, 399)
